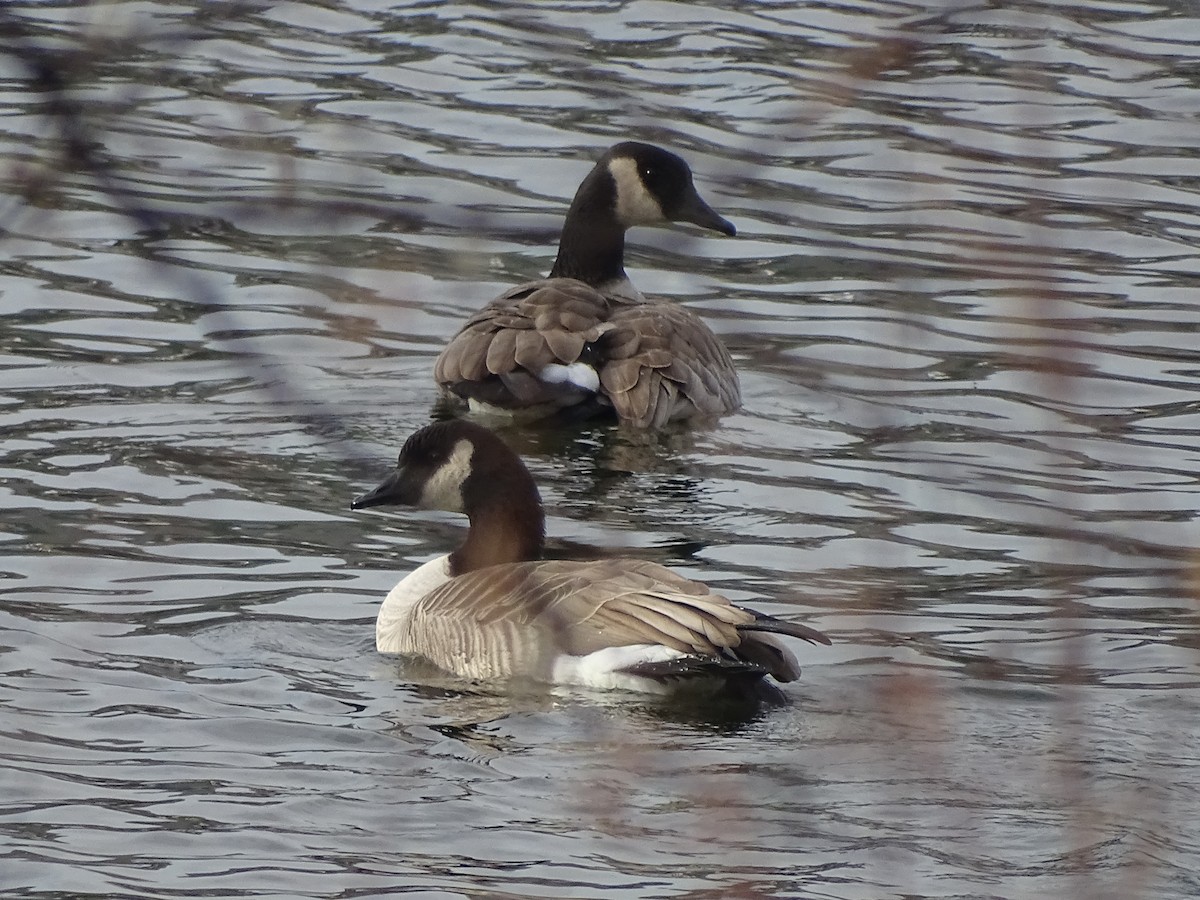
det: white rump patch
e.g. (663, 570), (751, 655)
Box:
(376, 555), (452, 653)
(539, 362), (600, 393)
(608, 157), (666, 226)
(551, 644), (686, 693)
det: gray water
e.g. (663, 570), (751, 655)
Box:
(2, 1), (1198, 898)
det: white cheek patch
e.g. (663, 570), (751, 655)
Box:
(418, 439), (474, 511)
(608, 157), (666, 226)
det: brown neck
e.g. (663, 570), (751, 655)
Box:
(449, 473), (545, 575)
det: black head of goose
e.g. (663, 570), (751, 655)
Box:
(352, 420), (830, 699)
(433, 142), (742, 429)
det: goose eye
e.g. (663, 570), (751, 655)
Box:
(641, 166), (655, 180)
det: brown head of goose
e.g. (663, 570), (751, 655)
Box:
(352, 420), (829, 698)
(434, 142), (741, 429)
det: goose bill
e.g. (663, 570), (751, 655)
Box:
(351, 469), (415, 510)
(678, 190), (736, 237)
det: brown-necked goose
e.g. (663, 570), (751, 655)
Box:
(434, 142), (741, 429)
(352, 421), (829, 698)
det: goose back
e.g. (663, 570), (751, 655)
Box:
(434, 279), (741, 427)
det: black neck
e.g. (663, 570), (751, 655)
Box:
(548, 165), (627, 287)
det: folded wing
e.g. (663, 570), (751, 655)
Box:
(401, 558), (824, 683)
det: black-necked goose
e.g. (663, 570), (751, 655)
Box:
(352, 421), (829, 698)
(434, 142), (741, 429)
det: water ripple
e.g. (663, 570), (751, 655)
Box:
(2, 0), (1198, 897)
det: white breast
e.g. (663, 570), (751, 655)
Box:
(376, 555), (452, 653)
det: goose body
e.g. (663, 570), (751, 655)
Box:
(434, 143), (742, 428)
(353, 421), (829, 698)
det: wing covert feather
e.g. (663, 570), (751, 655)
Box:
(597, 301), (739, 426)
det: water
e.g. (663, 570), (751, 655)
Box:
(2, 1), (1198, 897)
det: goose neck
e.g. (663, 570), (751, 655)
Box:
(548, 168), (628, 286)
(449, 478), (545, 574)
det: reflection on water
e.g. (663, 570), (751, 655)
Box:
(2, 1), (1198, 898)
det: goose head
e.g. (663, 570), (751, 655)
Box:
(549, 142), (735, 288)
(603, 142), (736, 235)
(352, 421), (546, 572)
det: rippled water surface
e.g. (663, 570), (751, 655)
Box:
(3, 1), (1198, 897)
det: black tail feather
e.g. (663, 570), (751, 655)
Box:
(621, 656), (766, 681)
(738, 609), (831, 646)
(619, 656), (790, 705)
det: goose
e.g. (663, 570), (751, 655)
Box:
(352, 420), (830, 699)
(433, 142), (742, 429)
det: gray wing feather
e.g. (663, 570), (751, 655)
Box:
(600, 301), (740, 427)
(485, 327), (518, 374)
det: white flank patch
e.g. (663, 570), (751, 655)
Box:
(551, 644), (686, 693)
(376, 555), (451, 653)
(465, 399), (547, 420)
(540, 362), (600, 393)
